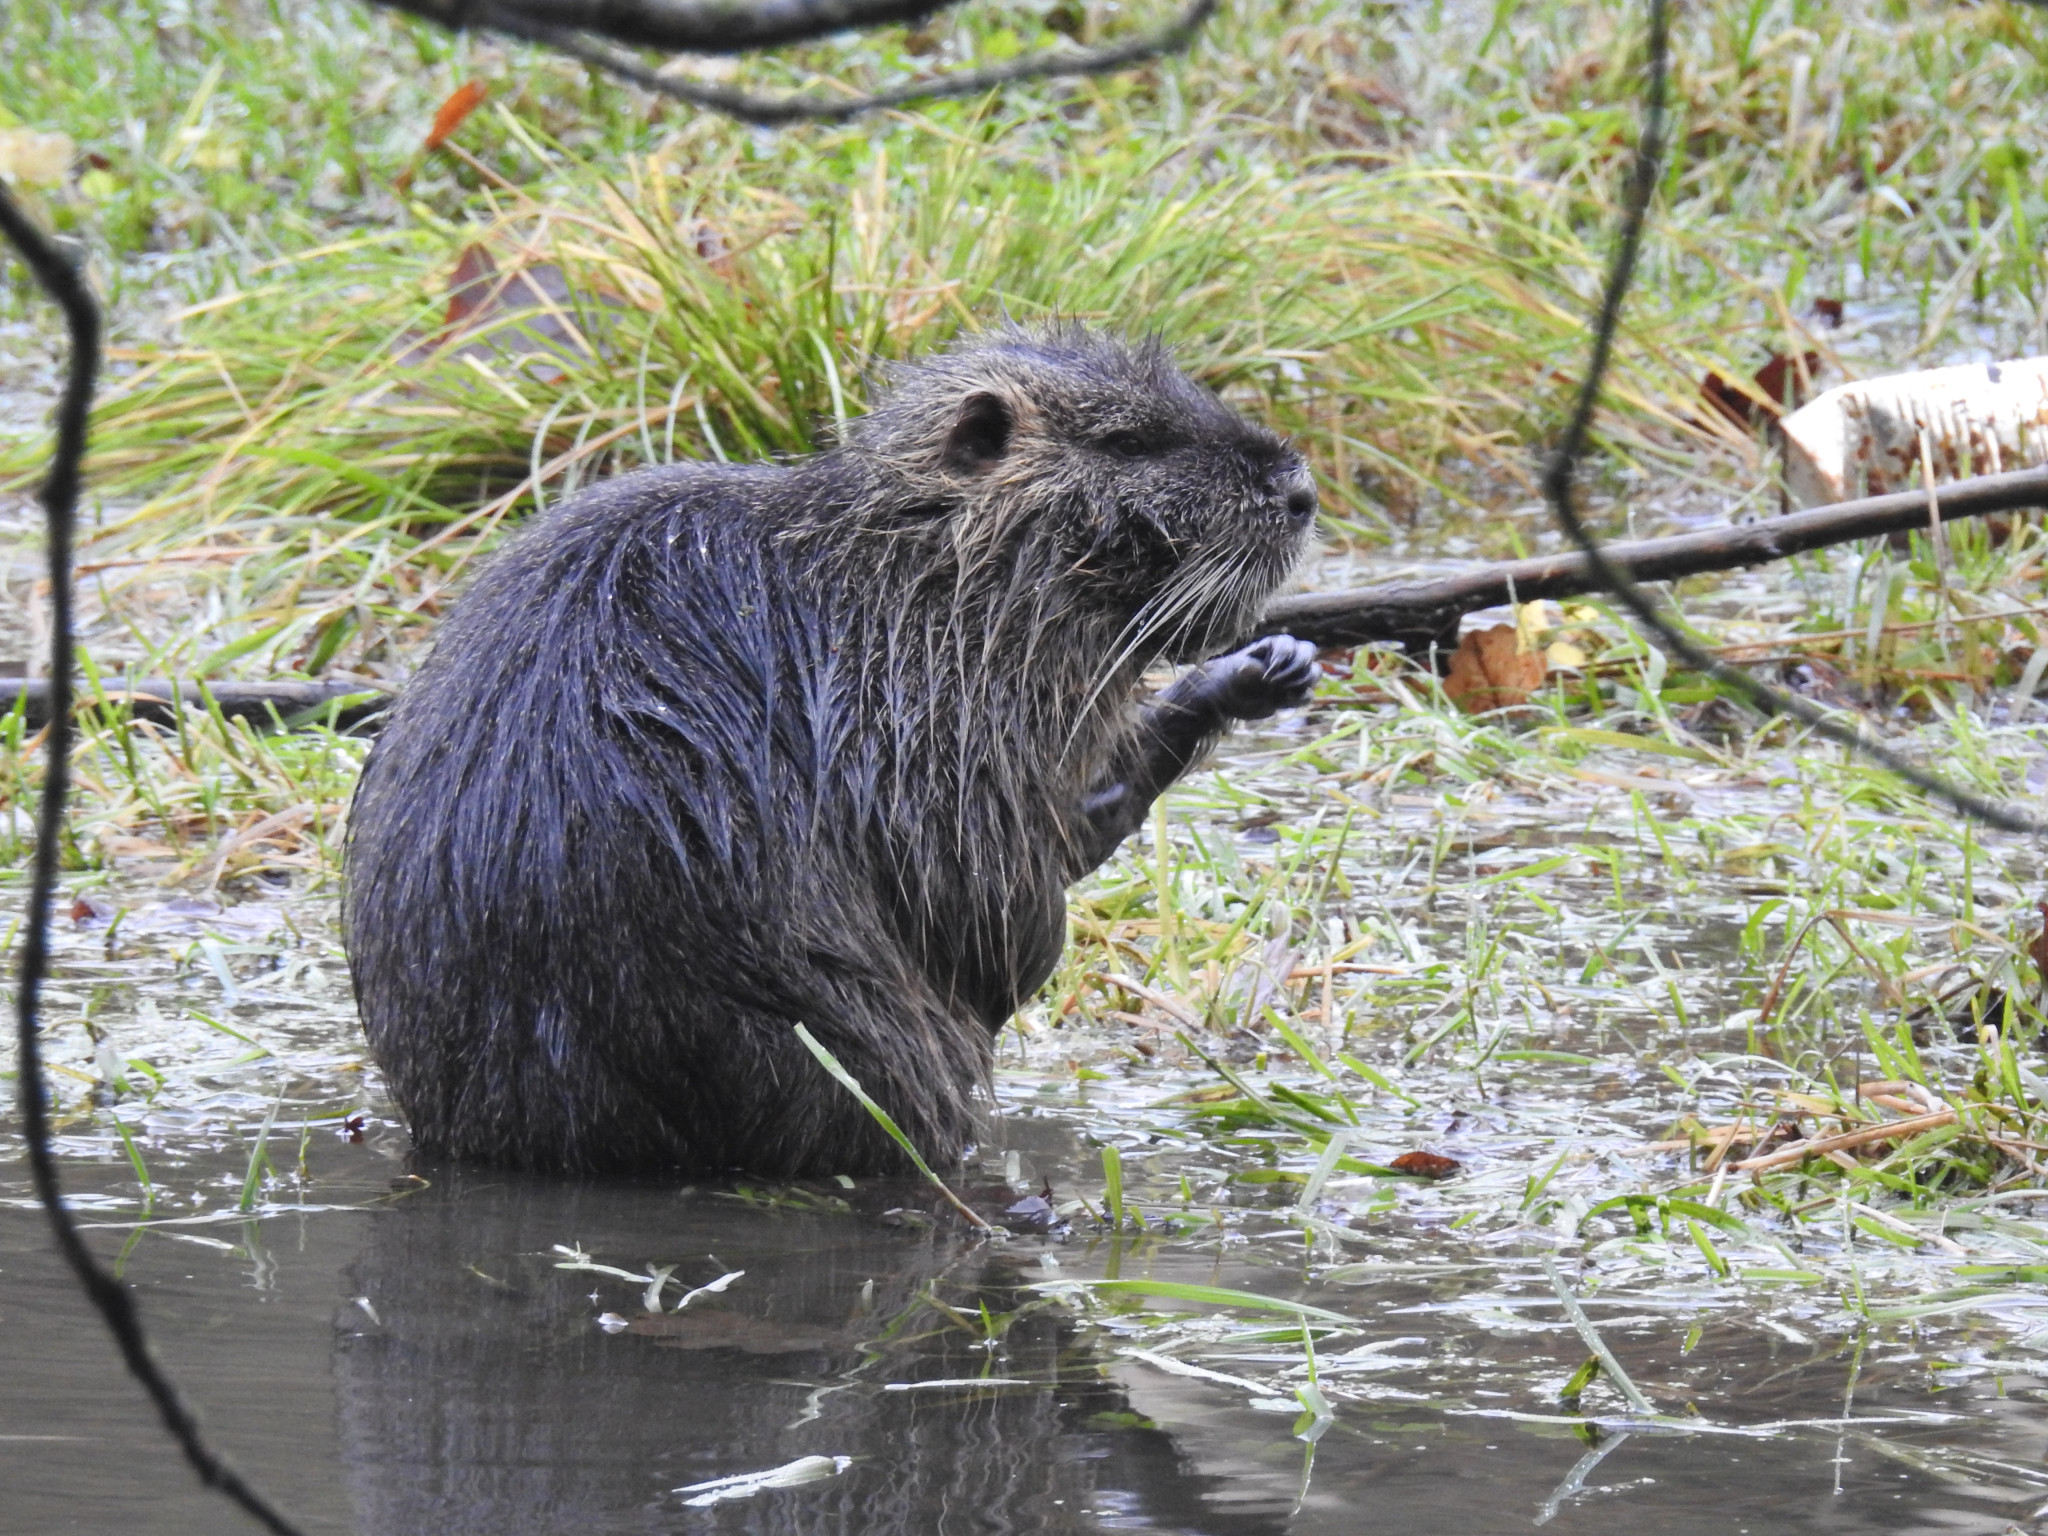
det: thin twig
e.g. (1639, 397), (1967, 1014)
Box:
(0, 676), (389, 730)
(1710, 596), (2048, 658)
(1754, 910), (1900, 1035)
(1534, 0), (2041, 834)
(0, 185), (309, 1536)
(1847, 1199), (1968, 1256)
(1729, 1110), (1958, 1173)
(385, 0), (1217, 126)
(1086, 971), (1204, 1029)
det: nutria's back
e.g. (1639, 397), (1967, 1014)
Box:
(345, 326), (1317, 1174)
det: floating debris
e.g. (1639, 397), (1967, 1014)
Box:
(1781, 356), (2048, 507)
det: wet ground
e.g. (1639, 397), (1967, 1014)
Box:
(8, 736), (2048, 1536)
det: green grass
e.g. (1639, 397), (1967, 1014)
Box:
(1021, 618), (2048, 1379)
(49, 142), (1751, 679)
(4, 0), (2043, 680)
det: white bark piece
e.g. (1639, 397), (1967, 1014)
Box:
(1779, 356), (2048, 507)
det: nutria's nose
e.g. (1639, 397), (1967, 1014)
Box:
(1283, 474), (1318, 525)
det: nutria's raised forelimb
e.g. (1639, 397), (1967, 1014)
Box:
(344, 326), (1319, 1175)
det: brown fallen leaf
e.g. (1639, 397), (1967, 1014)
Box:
(442, 242), (499, 328)
(423, 80), (490, 153)
(1699, 370), (1751, 427)
(1388, 1150), (1460, 1179)
(68, 894), (114, 927)
(1444, 624), (1544, 714)
(395, 243), (592, 379)
(1701, 349), (1822, 428)
(686, 217), (734, 276)
(1752, 349), (1821, 413)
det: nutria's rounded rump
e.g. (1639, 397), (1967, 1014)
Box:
(345, 325), (1320, 1175)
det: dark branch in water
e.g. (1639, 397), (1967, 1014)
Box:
(0, 186), (310, 1536)
(0, 676), (391, 732)
(1526, 0), (2042, 835)
(367, 0), (1217, 125)
(1259, 464), (2048, 651)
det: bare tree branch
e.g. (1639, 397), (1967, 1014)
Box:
(32, 465), (2048, 736)
(0, 191), (310, 1534)
(1534, 0), (2041, 834)
(1259, 464), (2048, 651)
(371, 0), (1218, 124)
(377, 0), (964, 53)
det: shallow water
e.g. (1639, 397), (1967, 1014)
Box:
(6, 717), (2048, 1534)
(3, 1126), (2045, 1536)
(9, 1041), (2048, 1535)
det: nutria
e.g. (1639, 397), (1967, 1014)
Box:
(345, 325), (1319, 1175)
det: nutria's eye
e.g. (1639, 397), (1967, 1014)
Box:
(1099, 431), (1151, 459)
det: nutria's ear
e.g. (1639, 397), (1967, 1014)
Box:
(942, 392), (1012, 475)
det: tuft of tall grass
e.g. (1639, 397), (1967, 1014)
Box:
(38, 124), (1745, 676)
(10, 0), (2046, 682)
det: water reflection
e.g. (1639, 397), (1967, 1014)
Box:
(333, 1166), (1287, 1535)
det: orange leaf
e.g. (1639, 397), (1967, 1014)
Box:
(1388, 1150), (1460, 1179)
(1443, 624), (1545, 714)
(423, 81), (489, 153)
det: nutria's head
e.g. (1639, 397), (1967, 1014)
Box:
(843, 325), (1318, 662)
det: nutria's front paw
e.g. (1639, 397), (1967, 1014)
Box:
(1198, 635), (1321, 720)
